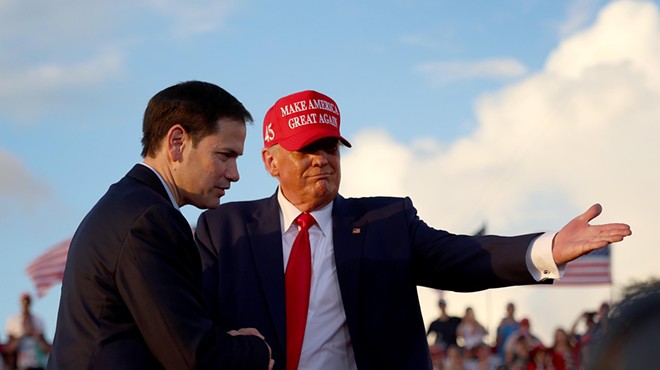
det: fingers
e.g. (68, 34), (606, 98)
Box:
(579, 203), (602, 223)
(239, 328), (264, 339)
(227, 328), (266, 340)
(591, 223), (632, 240)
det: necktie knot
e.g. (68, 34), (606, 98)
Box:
(295, 212), (316, 231)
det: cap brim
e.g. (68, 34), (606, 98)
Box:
(278, 132), (351, 151)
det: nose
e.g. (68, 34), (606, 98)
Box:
(310, 149), (329, 167)
(226, 158), (240, 182)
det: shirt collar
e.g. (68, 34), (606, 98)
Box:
(139, 162), (179, 210)
(277, 188), (332, 236)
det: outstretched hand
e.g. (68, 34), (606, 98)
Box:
(552, 203), (632, 265)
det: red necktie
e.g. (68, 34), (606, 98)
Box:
(285, 212), (316, 370)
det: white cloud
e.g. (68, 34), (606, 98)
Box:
(0, 49), (125, 121)
(0, 0), (240, 121)
(416, 58), (528, 85)
(342, 0), (660, 343)
(558, 0), (602, 37)
(0, 0), (119, 47)
(141, 0), (239, 37)
(547, 0), (660, 86)
(340, 130), (414, 197)
(0, 148), (50, 216)
(0, 0), (237, 44)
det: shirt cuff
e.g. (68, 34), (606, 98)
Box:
(525, 232), (566, 281)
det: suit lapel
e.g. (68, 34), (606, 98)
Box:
(248, 194), (368, 359)
(248, 193), (287, 353)
(331, 196), (365, 346)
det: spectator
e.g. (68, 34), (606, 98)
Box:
(427, 298), (462, 350)
(4, 293), (51, 370)
(506, 336), (531, 369)
(570, 310), (597, 368)
(457, 307), (488, 352)
(429, 344), (446, 370)
(465, 343), (502, 370)
(548, 328), (576, 370)
(504, 317), (541, 364)
(495, 302), (520, 361)
(444, 345), (467, 370)
(526, 344), (551, 370)
(592, 301), (610, 340)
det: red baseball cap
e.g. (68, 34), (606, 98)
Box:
(263, 90), (351, 151)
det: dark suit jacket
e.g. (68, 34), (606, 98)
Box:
(195, 192), (543, 370)
(47, 164), (269, 370)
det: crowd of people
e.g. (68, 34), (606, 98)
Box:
(0, 293), (614, 370)
(426, 300), (611, 370)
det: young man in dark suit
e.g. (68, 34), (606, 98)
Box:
(48, 81), (273, 370)
(195, 89), (631, 370)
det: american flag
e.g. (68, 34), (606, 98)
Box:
(555, 244), (612, 285)
(25, 238), (70, 297)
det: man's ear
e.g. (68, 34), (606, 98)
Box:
(262, 147), (279, 177)
(167, 125), (186, 162)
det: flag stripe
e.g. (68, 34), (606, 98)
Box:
(25, 239), (71, 297)
(555, 246), (611, 285)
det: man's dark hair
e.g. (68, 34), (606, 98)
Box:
(141, 80), (253, 158)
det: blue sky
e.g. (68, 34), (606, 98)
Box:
(2, 0), (658, 345)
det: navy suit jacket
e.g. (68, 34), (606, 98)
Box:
(196, 192), (543, 370)
(47, 164), (269, 370)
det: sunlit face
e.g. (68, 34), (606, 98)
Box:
(263, 138), (341, 212)
(175, 118), (246, 209)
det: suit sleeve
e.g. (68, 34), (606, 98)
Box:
(403, 197), (542, 291)
(115, 203), (269, 370)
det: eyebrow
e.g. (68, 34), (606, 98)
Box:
(216, 147), (243, 157)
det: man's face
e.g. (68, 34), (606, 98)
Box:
(176, 118), (246, 209)
(507, 303), (515, 316)
(263, 138), (341, 212)
(21, 296), (31, 311)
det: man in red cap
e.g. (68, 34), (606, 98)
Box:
(195, 90), (631, 370)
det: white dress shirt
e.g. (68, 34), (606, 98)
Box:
(277, 190), (563, 370)
(278, 191), (357, 370)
